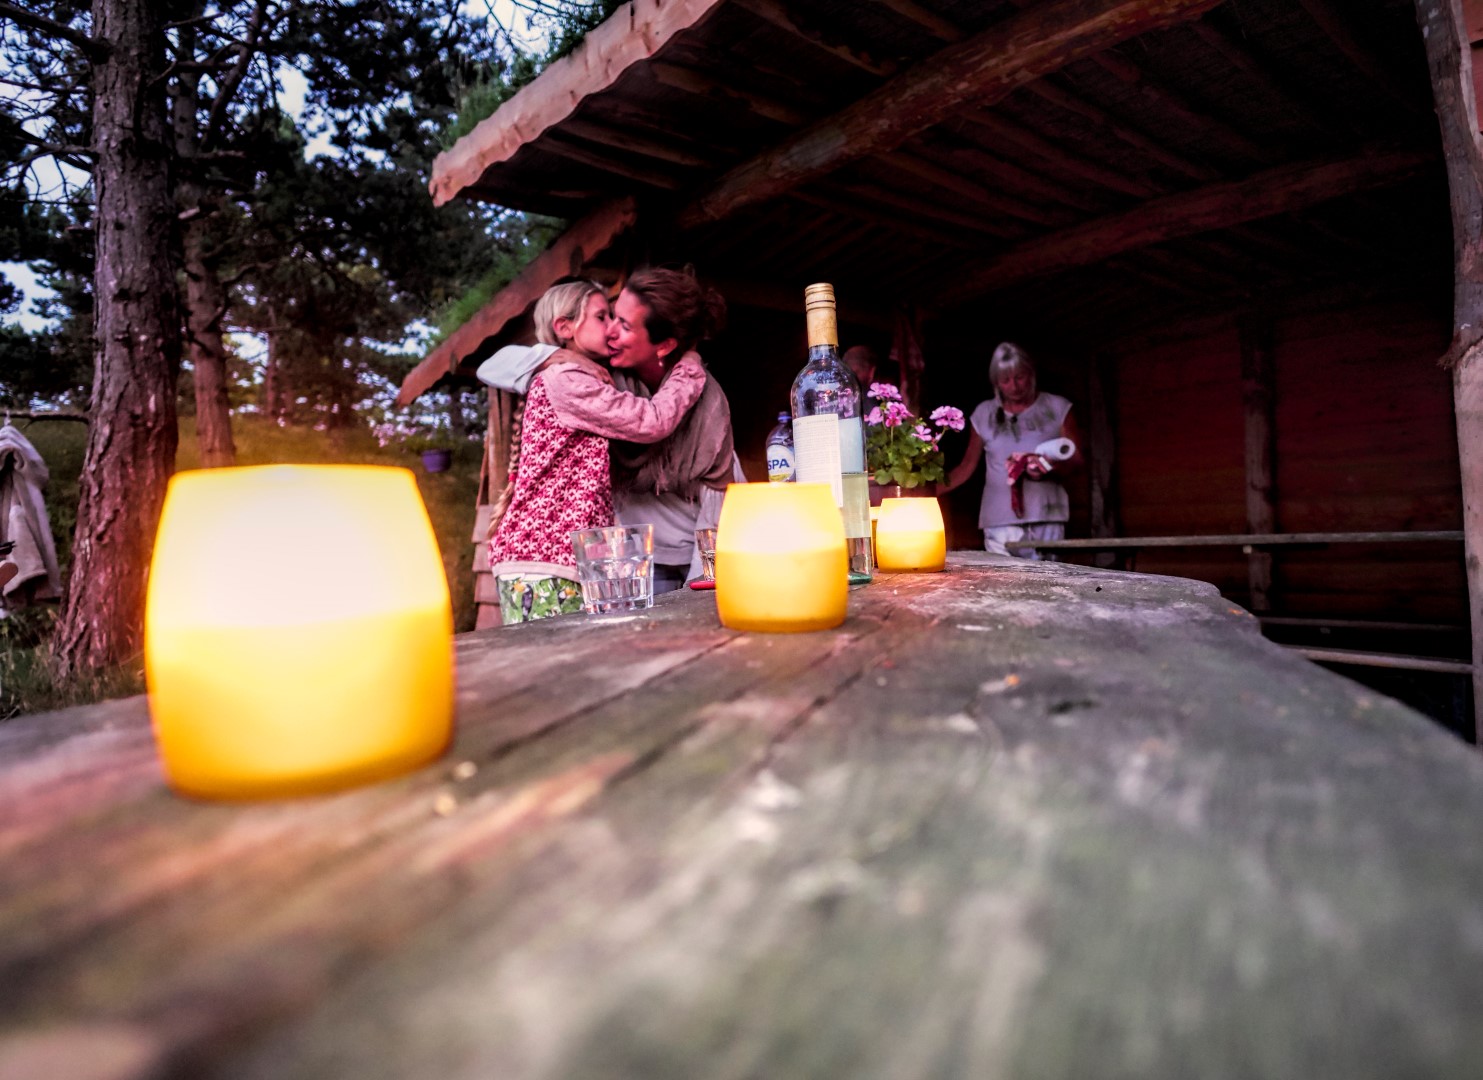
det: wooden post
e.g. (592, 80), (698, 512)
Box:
(1416, 0), (1483, 738)
(1087, 354), (1122, 570)
(472, 388), (519, 631)
(1239, 314), (1277, 613)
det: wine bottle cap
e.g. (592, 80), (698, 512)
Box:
(803, 283), (838, 347)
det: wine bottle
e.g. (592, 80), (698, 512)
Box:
(789, 283), (873, 583)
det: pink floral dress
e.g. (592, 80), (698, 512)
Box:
(489, 373), (613, 570)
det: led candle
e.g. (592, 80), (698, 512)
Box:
(145, 466), (454, 799)
(874, 497), (946, 572)
(715, 482), (848, 632)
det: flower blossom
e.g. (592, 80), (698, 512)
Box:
(881, 401), (911, 428)
(868, 382), (903, 402)
(913, 423), (935, 443)
(930, 405), (966, 432)
(865, 406), (883, 425)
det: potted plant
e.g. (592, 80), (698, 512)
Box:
(375, 420), (455, 473)
(863, 384), (965, 502)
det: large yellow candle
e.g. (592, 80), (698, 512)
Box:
(874, 497), (946, 572)
(715, 483), (848, 632)
(145, 466), (454, 799)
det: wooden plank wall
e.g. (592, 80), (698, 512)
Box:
(1111, 295), (1464, 622)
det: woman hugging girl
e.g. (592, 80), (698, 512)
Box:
(484, 279), (706, 623)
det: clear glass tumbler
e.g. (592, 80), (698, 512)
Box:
(570, 524), (655, 614)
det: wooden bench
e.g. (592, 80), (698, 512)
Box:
(3, 554), (1482, 1078)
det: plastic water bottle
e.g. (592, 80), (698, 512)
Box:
(765, 412), (795, 483)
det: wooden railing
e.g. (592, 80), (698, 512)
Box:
(1006, 530), (1470, 675)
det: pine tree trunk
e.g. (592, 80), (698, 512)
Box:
(171, 13), (236, 468)
(184, 222), (237, 467)
(52, 0), (180, 677)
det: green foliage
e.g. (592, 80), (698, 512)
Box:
(863, 392), (947, 489)
(428, 213), (564, 344)
(435, 1), (623, 150)
(0, 415), (482, 720)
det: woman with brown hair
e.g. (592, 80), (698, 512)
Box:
(605, 267), (738, 591)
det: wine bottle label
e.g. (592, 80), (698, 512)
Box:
(793, 414), (843, 505)
(841, 473), (871, 539)
(837, 415), (865, 473)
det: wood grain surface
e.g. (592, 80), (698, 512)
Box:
(3, 555), (1481, 1079)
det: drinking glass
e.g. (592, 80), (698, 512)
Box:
(695, 527), (718, 582)
(571, 524), (655, 613)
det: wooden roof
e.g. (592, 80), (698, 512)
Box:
(399, 0), (1448, 401)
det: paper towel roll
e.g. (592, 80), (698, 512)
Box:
(1034, 438), (1076, 462)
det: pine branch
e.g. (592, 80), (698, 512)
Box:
(204, 0), (274, 152)
(0, 2), (107, 61)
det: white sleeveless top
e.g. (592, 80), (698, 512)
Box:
(969, 392), (1073, 529)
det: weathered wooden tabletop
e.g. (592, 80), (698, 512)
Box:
(4, 554), (1482, 1079)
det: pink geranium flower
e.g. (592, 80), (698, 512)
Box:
(882, 401), (911, 428)
(865, 406), (883, 425)
(913, 423), (934, 443)
(930, 405), (965, 432)
(868, 382), (903, 402)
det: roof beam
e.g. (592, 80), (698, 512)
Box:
(1027, 77), (1220, 181)
(428, 0), (726, 206)
(940, 144), (1431, 305)
(675, 0), (1223, 229)
(873, 0), (965, 43)
(396, 199), (638, 405)
(733, 0), (899, 76)
(648, 60), (812, 126)
(1089, 50), (1277, 164)
(958, 110), (1160, 197)
(1296, 0), (1427, 114)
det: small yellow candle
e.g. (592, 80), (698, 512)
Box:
(145, 466), (454, 799)
(874, 497), (946, 572)
(715, 483), (848, 632)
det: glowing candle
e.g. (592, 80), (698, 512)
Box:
(145, 466), (454, 799)
(715, 482), (848, 632)
(874, 497), (946, 572)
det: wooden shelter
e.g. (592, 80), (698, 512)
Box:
(398, 0), (1483, 734)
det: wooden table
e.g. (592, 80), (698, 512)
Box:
(4, 554), (1483, 1079)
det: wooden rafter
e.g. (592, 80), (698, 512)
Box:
(825, 177), (1024, 240)
(786, 189), (982, 251)
(1299, 0), (1428, 113)
(1028, 77), (1220, 181)
(940, 144), (1431, 304)
(558, 119), (721, 169)
(395, 198), (638, 406)
(428, 0), (726, 206)
(648, 60), (812, 126)
(1188, 18), (1341, 136)
(958, 110), (1159, 198)
(1089, 50), (1277, 164)
(934, 137), (1109, 214)
(675, 0), (1223, 229)
(878, 151), (1076, 227)
(539, 133), (684, 189)
(873, 0), (964, 43)
(733, 0), (899, 76)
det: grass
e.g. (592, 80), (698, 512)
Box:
(0, 415), (481, 720)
